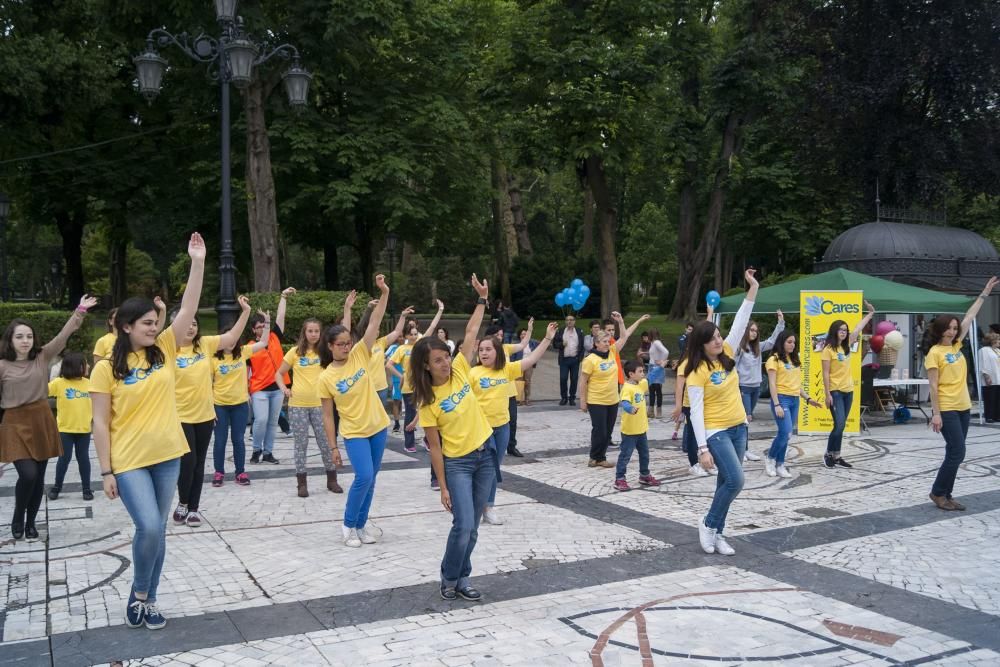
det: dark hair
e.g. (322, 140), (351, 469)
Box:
(484, 324), (502, 337)
(921, 314), (961, 354)
(60, 351), (88, 379)
(648, 329), (661, 341)
(772, 329), (800, 367)
(452, 339), (464, 358)
(404, 321), (420, 337)
(685, 322), (695, 329)
(589, 320), (600, 329)
(411, 336), (453, 407)
(111, 298), (165, 380)
(824, 320), (851, 355)
(477, 336), (507, 371)
(436, 327), (450, 341)
(990, 323), (1000, 335)
(623, 359), (642, 378)
(169, 308), (201, 352)
(296, 318), (322, 357)
(215, 326), (243, 360)
(246, 312), (268, 346)
(740, 320), (761, 356)
(106, 307), (119, 333)
(686, 321), (735, 374)
(319, 324), (351, 368)
(0, 318), (42, 361)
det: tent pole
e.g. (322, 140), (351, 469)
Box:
(973, 318), (984, 425)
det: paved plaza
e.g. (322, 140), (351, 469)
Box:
(2, 384), (999, 666)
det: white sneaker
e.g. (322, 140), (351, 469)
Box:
(357, 527), (377, 544)
(689, 464), (709, 478)
(698, 521), (717, 554)
(765, 458), (777, 477)
(344, 528), (362, 548)
(745, 450), (761, 462)
(776, 464), (792, 479)
(714, 534), (736, 556)
(482, 507), (504, 525)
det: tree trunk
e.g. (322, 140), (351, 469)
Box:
(581, 186), (595, 256)
(583, 155), (621, 317)
(713, 239), (724, 294)
(353, 218), (374, 295)
(110, 229), (128, 306)
(244, 77), (282, 292)
(54, 208), (86, 307)
(323, 239), (340, 290)
(507, 173), (532, 255)
(490, 158), (513, 305)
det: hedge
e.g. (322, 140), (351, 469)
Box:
(0, 307), (96, 356)
(244, 290), (372, 341)
(0, 302), (50, 322)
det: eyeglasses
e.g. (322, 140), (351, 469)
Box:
(332, 341), (351, 348)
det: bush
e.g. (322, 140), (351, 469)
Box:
(0, 302), (50, 322)
(0, 308), (96, 356)
(244, 290), (369, 341)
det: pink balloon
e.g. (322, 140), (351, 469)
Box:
(875, 321), (896, 336)
(870, 334), (885, 353)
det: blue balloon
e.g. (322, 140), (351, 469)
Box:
(562, 287), (573, 297)
(579, 285), (591, 298)
(571, 278), (584, 288)
(555, 293), (567, 307)
(706, 290), (721, 308)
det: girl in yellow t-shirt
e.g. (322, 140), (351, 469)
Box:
(90, 232), (206, 630)
(387, 300), (444, 452)
(471, 321), (557, 525)
(170, 295), (252, 527)
(820, 300), (875, 469)
(411, 274), (494, 602)
(340, 293), (414, 411)
(47, 352), (94, 501)
(276, 317), (342, 497)
(579, 312), (650, 468)
(924, 276), (998, 511)
(687, 269), (759, 556)
(764, 330), (822, 479)
(316, 275), (393, 547)
(211, 311), (270, 488)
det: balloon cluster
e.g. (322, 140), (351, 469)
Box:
(554, 278), (591, 311)
(870, 320), (904, 353)
(706, 290), (721, 309)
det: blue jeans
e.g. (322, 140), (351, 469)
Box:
(55, 432), (91, 490)
(115, 457), (181, 599)
(251, 389), (283, 454)
(739, 385), (761, 418)
(931, 410), (970, 498)
(486, 423), (510, 505)
(214, 402), (249, 474)
(616, 433), (650, 479)
(344, 428), (388, 528)
(503, 332), (517, 344)
(402, 393), (416, 449)
(769, 395), (799, 465)
(826, 390), (853, 455)
(704, 424), (748, 535)
(441, 438), (496, 588)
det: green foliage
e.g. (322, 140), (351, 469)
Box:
(0, 302), (51, 321)
(432, 257), (471, 312)
(243, 291), (367, 341)
(81, 226), (161, 299)
(0, 309), (96, 356)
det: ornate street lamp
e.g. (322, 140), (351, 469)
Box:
(0, 192), (9, 301)
(133, 5), (311, 330)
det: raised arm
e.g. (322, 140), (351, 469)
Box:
(386, 306), (414, 346)
(761, 311), (785, 353)
(421, 299), (445, 338)
(724, 269), (759, 351)
(520, 323), (557, 371)
(42, 294), (98, 362)
(169, 233), (207, 344)
(459, 276), (489, 363)
(340, 290), (359, 329)
(250, 311), (271, 353)
(154, 296), (167, 333)
(506, 318), (534, 354)
(276, 286), (295, 333)
(613, 312), (651, 352)
(959, 276), (998, 342)
(362, 275), (390, 351)
(219, 296), (252, 351)
(849, 301), (875, 346)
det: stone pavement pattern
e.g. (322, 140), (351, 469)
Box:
(1, 398), (999, 666)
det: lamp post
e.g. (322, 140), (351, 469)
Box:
(133, 0), (311, 330)
(385, 233), (398, 321)
(0, 192), (10, 302)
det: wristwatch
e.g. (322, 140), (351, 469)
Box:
(476, 297), (487, 305)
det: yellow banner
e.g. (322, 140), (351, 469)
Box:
(799, 290), (863, 434)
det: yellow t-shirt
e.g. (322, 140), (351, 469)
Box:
(418, 354), (493, 459)
(686, 342), (746, 431)
(89, 328), (189, 474)
(174, 335), (221, 423)
(283, 348), (324, 408)
(48, 377), (93, 433)
(677, 358), (690, 408)
(212, 353), (249, 406)
(582, 353), (619, 406)
(765, 355), (802, 397)
(369, 336), (390, 392)
(390, 343), (416, 394)
(469, 361), (523, 427)
(316, 343), (391, 439)
(93, 332), (116, 360)
(925, 342), (970, 411)
(822, 344), (853, 392)
(620, 379), (648, 436)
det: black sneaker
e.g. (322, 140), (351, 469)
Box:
(250, 450), (261, 464)
(47, 487), (60, 501)
(82, 489), (94, 501)
(392, 422), (401, 433)
(431, 478), (440, 490)
(144, 600), (167, 630)
(569, 399), (576, 406)
(835, 457), (853, 468)
(823, 454), (836, 469)
(457, 585), (482, 602)
(559, 398), (568, 406)
(25, 524), (39, 542)
(440, 584), (457, 601)
(11, 520), (24, 540)
(262, 453), (280, 464)
(125, 590), (146, 628)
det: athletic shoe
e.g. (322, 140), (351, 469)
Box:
(698, 521), (717, 554)
(613, 478), (631, 492)
(172, 503), (188, 524)
(185, 511), (203, 528)
(250, 450), (261, 464)
(25, 524), (39, 542)
(144, 601), (166, 630)
(440, 585), (458, 601)
(671, 432), (679, 441)
(609, 441), (620, 449)
(457, 586), (482, 602)
(392, 422), (400, 433)
(47, 487), (60, 501)
(404, 443), (417, 453)
(235, 473), (251, 486)
(777, 465), (792, 479)
(357, 527), (378, 544)
(212, 472), (224, 488)
(638, 474), (661, 487)
(765, 458), (777, 477)
(82, 489), (94, 501)
(744, 450), (761, 462)
(714, 534), (736, 556)
(835, 457), (853, 468)
(689, 464), (709, 478)
(823, 454), (836, 468)
(344, 528), (362, 548)
(125, 590), (146, 628)
(262, 453), (280, 464)
(422, 437), (430, 452)
(431, 478), (440, 490)
(482, 507), (504, 525)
